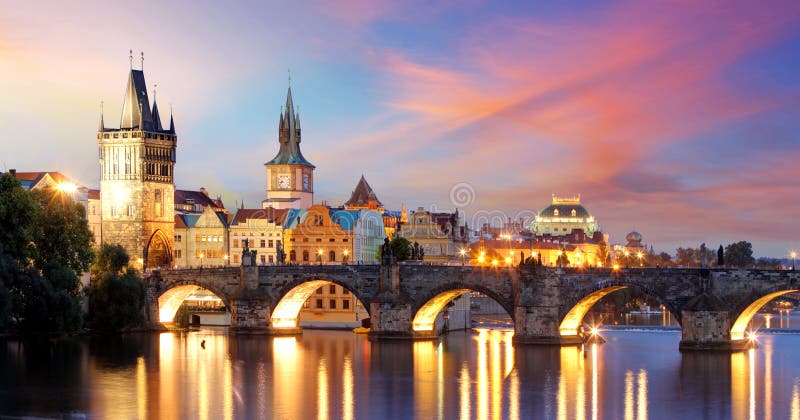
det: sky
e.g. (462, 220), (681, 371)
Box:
(1, 0), (799, 257)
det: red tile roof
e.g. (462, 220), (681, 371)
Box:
(231, 208), (289, 226)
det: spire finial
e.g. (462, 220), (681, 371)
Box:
(153, 84), (157, 101)
(129, 50), (133, 69)
(288, 68), (291, 88)
(140, 51), (144, 70)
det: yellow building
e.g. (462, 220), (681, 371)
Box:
(283, 205), (354, 264)
(299, 283), (369, 328)
(531, 195), (599, 236)
(228, 207), (288, 265)
(173, 189), (230, 268)
(398, 207), (467, 263)
(470, 238), (603, 267)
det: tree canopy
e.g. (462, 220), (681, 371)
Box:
(724, 241), (755, 268)
(87, 244), (145, 331)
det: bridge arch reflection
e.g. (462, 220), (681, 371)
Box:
(559, 284), (679, 338)
(270, 278), (370, 330)
(157, 282), (230, 323)
(412, 285), (514, 334)
(730, 289), (798, 340)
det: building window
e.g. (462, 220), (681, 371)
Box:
(233, 239), (239, 248)
(268, 240), (274, 248)
(571, 209), (576, 217)
(290, 250), (296, 261)
(329, 251), (336, 262)
(303, 251), (309, 262)
(343, 299), (350, 310)
(175, 235), (182, 242)
(343, 289), (350, 295)
(554, 209), (559, 216)
(260, 240), (266, 248)
(260, 255), (266, 264)
(317, 287), (323, 294)
(316, 299), (323, 309)
(233, 255), (239, 264)
(343, 239), (348, 242)
(329, 285), (336, 294)
(268, 255), (274, 263)
(329, 238), (335, 242)
(127, 205), (135, 216)
(329, 299), (336, 309)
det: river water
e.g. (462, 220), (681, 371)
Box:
(1, 326), (800, 419)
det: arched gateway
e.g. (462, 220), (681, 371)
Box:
(144, 260), (800, 352)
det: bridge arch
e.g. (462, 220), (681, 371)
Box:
(412, 283), (514, 333)
(559, 280), (679, 338)
(157, 279), (231, 323)
(270, 276), (371, 330)
(730, 289), (798, 340)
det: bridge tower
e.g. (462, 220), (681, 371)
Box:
(98, 56), (176, 269)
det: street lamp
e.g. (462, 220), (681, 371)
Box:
(791, 251), (797, 271)
(478, 250), (486, 265)
(317, 248), (323, 265)
(557, 250), (563, 268)
(637, 251), (644, 267)
(223, 254), (229, 266)
(343, 248), (349, 265)
(199, 253), (204, 268)
(459, 248), (467, 266)
(624, 250), (630, 268)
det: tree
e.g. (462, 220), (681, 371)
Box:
(717, 245), (724, 266)
(755, 258), (781, 269)
(87, 244), (145, 331)
(0, 175), (91, 333)
(675, 247), (698, 267)
(30, 188), (94, 274)
(724, 241), (755, 268)
(377, 237), (412, 262)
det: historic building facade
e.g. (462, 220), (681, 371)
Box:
(228, 207), (288, 266)
(263, 87), (315, 210)
(398, 207), (468, 263)
(173, 189), (230, 268)
(343, 175), (408, 239)
(97, 65), (176, 269)
(530, 195), (599, 236)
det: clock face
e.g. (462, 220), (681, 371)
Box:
(277, 175), (291, 189)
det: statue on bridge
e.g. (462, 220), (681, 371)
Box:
(242, 239), (258, 267)
(381, 237), (395, 266)
(276, 240), (286, 265)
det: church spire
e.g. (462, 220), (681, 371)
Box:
(152, 86), (163, 131)
(168, 105), (175, 134)
(266, 84), (314, 168)
(120, 65), (152, 129)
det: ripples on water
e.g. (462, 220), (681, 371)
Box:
(1, 328), (800, 419)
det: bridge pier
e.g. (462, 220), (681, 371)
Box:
(679, 309), (749, 351)
(368, 298), (416, 340)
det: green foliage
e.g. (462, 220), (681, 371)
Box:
(755, 258), (781, 269)
(30, 188), (94, 274)
(88, 244), (145, 331)
(176, 304), (190, 328)
(0, 175), (91, 333)
(724, 241), (755, 268)
(377, 237), (412, 261)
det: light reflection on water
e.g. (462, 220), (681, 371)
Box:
(1, 329), (800, 418)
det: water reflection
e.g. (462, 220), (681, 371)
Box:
(2, 330), (800, 418)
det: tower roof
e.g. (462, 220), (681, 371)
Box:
(266, 87), (315, 167)
(120, 69), (153, 129)
(345, 175), (383, 207)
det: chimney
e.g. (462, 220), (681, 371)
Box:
(199, 187), (208, 196)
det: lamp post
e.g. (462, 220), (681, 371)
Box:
(459, 248), (467, 266)
(343, 248), (349, 265)
(637, 251), (644, 267)
(557, 250), (563, 268)
(478, 250), (486, 265)
(223, 254), (229, 266)
(792, 251), (797, 271)
(199, 253), (204, 268)
(624, 250), (630, 268)
(317, 248), (323, 265)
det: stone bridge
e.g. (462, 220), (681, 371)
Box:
(144, 261), (800, 351)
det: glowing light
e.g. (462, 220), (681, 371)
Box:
(317, 248), (324, 255)
(559, 286), (626, 336)
(491, 259), (499, 266)
(557, 250), (563, 256)
(158, 285), (202, 322)
(343, 249), (349, 256)
(590, 326), (599, 336)
(504, 257), (512, 265)
(412, 289), (469, 331)
(459, 248), (467, 256)
(136, 258), (144, 266)
(746, 331), (758, 341)
(271, 280), (337, 329)
(730, 289), (798, 340)
(111, 184), (129, 204)
(478, 255), (486, 264)
(57, 182), (77, 193)
(613, 264), (620, 270)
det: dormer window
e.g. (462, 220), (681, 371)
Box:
(571, 209), (576, 217)
(553, 209), (559, 216)
(186, 199), (195, 205)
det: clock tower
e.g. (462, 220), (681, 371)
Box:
(263, 86), (315, 209)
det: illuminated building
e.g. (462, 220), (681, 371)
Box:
(97, 60), (176, 269)
(262, 86), (315, 210)
(398, 207), (468, 263)
(343, 175), (408, 239)
(531, 195), (599, 236)
(173, 189), (230, 268)
(298, 283), (369, 328)
(472, 236), (604, 267)
(228, 207), (288, 266)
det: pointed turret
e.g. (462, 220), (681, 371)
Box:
(344, 175), (383, 208)
(168, 108), (175, 134)
(120, 69), (152, 129)
(266, 86), (314, 167)
(152, 100), (163, 131)
(98, 105), (105, 132)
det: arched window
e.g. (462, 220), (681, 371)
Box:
(571, 209), (576, 217)
(303, 250), (309, 262)
(290, 250), (296, 262)
(329, 250), (336, 261)
(553, 209), (559, 216)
